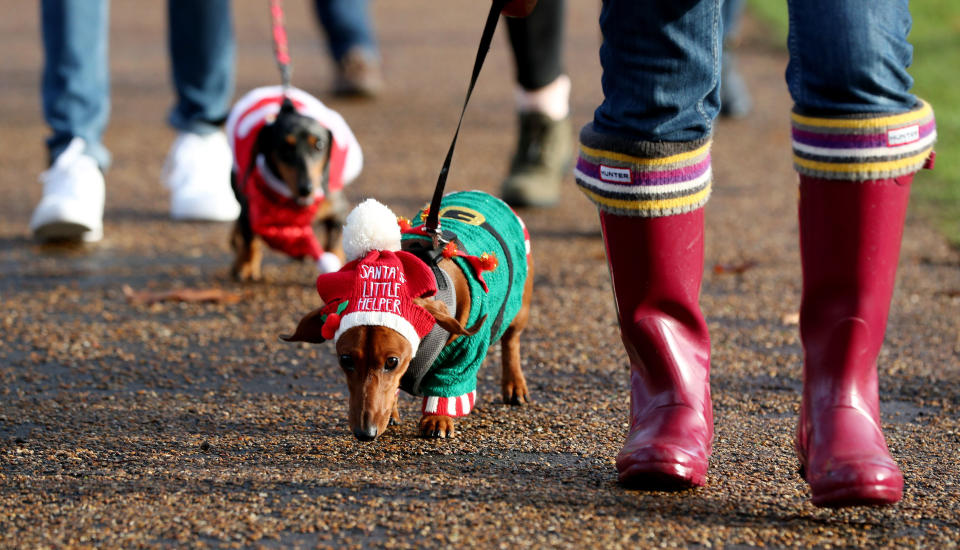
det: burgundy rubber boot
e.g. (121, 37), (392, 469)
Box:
(600, 208), (712, 488)
(796, 174), (916, 507)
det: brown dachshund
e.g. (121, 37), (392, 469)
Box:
(284, 193), (532, 440)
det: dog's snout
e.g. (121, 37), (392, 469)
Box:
(297, 182), (312, 198)
(353, 425), (378, 441)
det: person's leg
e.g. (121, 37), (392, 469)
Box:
(41, 0), (111, 167)
(500, 0), (572, 207)
(167, 0), (234, 136)
(314, 0), (378, 62)
(787, 0), (936, 507)
(31, 0), (109, 242)
(163, 0), (239, 221)
(594, 1), (720, 141)
(575, 0), (721, 488)
(506, 0), (565, 92)
(314, 0), (382, 96)
(719, 0), (751, 117)
(787, 0), (915, 115)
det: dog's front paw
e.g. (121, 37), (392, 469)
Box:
(231, 261), (262, 282)
(502, 375), (531, 406)
(419, 415), (456, 438)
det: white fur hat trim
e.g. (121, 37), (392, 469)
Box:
(342, 199), (401, 261)
(334, 311), (421, 352)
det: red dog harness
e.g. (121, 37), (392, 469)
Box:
(226, 86), (362, 260)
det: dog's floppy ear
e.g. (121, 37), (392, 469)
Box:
(413, 297), (485, 337)
(281, 307), (328, 344)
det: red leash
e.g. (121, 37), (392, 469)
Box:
(268, 0), (509, 251)
(269, 0), (293, 92)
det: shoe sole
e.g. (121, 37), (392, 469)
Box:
(170, 213), (238, 222)
(170, 197), (239, 222)
(169, 205), (239, 222)
(799, 461), (903, 507)
(811, 484), (902, 508)
(500, 192), (561, 209)
(618, 460), (706, 490)
(500, 171), (568, 209)
(33, 221), (102, 243)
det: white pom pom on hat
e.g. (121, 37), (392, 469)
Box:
(342, 198), (401, 261)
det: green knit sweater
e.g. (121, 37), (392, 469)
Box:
(401, 191), (528, 397)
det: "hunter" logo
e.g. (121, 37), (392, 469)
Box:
(600, 165), (632, 183)
(887, 125), (920, 147)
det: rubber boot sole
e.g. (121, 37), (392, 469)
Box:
(799, 462), (902, 507)
(811, 485), (902, 508)
(618, 459), (706, 490)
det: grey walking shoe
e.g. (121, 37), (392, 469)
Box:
(334, 48), (383, 98)
(500, 112), (573, 208)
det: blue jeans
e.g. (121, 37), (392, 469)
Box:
(722, 0), (745, 41)
(594, 0), (917, 142)
(41, 0), (235, 169)
(314, 0), (378, 62)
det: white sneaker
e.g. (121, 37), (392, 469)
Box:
(162, 131), (240, 221)
(29, 138), (105, 243)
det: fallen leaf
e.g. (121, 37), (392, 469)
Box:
(122, 285), (246, 305)
(713, 260), (758, 275)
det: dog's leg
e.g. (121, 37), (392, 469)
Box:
(500, 258), (534, 405)
(390, 399), (400, 426)
(231, 230), (263, 282)
(324, 219), (345, 262)
(419, 415), (456, 438)
(318, 190), (350, 262)
(246, 239), (262, 281)
(230, 173), (263, 282)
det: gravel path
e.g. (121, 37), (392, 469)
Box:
(2, 1), (959, 548)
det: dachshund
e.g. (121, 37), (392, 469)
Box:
(283, 193), (532, 440)
(225, 86), (362, 281)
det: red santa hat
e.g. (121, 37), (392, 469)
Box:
(312, 199), (437, 351)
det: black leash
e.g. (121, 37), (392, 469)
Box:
(424, 0), (508, 247)
(269, 0), (293, 94)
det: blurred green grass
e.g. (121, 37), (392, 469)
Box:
(746, 1), (960, 245)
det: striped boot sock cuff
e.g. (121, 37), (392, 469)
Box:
(574, 123), (711, 218)
(422, 390), (476, 418)
(791, 99), (936, 181)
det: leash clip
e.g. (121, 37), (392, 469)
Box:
(406, 226), (458, 266)
(426, 224), (450, 250)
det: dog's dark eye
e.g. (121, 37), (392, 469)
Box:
(339, 354), (355, 371)
(384, 357), (400, 372)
